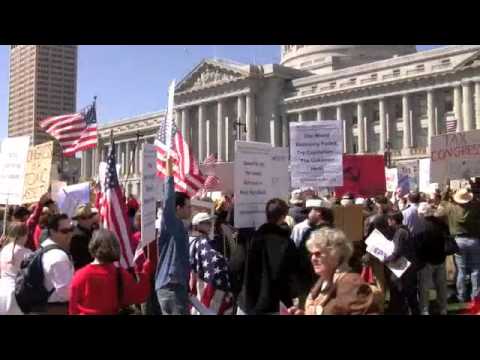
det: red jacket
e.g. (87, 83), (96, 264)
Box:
(69, 261), (154, 315)
(26, 204), (43, 251)
(33, 224), (43, 250)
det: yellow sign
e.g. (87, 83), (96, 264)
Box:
(22, 142), (54, 204)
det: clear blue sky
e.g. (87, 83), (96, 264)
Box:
(0, 45), (441, 139)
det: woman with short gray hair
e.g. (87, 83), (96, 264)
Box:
(288, 228), (382, 315)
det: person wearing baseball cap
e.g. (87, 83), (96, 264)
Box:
(70, 204), (98, 271)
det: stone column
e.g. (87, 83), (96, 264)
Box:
(181, 108), (190, 143)
(225, 116), (233, 161)
(237, 96), (246, 135)
(337, 106), (346, 153)
(81, 152), (86, 179)
(427, 90), (435, 147)
(454, 86), (463, 132)
(357, 102), (365, 153)
(198, 104), (206, 162)
(217, 101), (224, 161)
(475, 81), (480, 130)
(175, 110), (181, 129)
(282, 113), (289, 147)
(462, 81), (474, 131)
(402, 94), (411, 152)
(125, 141), (131, 176)
(246, 93), (255, 141)
(298, 112), (304, 122)
(270, 114), (279, 147)
(206, 118), (212, 156)
(379, 98), (386, 152)
(317, 108), (323, 121)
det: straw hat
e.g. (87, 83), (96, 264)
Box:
(306, 199), (332, 209)
(289, 189), (304, 205)
(453, 188), (474, 205)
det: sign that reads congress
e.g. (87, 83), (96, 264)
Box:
(234, 141), (272, 229)
(290, 120), (343, 188)
(430, 129), (480, 183)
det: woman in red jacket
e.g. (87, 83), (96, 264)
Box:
(69, 229), (154, 315)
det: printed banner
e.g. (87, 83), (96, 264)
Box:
(22, 141), (54, 204)
(430, 129), (480, 183)
(0, 136), (31, 205)
(290, 120), (343, 188)
(335, 155), (386, 198)
(234, 141), (272, 229)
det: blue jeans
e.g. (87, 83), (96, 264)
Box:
(156, 284), (190, 315)
(454, 236), (480, 302)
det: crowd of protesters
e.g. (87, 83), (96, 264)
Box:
(0, 159), (479, 315)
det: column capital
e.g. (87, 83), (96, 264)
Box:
(461, 80), (474, 86)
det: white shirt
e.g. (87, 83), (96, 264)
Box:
(291, 219), (312, 248)
(41, 239), (74, 303)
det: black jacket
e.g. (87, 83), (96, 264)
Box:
(236, 223), (300, 314)
(70, 224), (94, 270)
(289, 205), (307, 225)
(417, 216), (448, 266)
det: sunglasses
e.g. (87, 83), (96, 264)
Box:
(58, 226), (74, 234)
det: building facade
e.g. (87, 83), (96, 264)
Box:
(84, 45), (480, 195)
(8, 45), (78, 145)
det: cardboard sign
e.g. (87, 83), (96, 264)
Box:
(397, 160), (419, 193)
(385, 168), (398, 192)
(335, 155), (386, 198)
(430, 129), (480, 183)
(22, 141), (54, 204)
(0, 136), (30, 205)
(234, 141), (272, 229)
(135, 144), (159, 262)
(290, 120), (343, 188)
(333, 205), (364, 242)
(270, 147), (290, 201)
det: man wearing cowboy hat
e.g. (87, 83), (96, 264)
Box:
(446, 188), (480, 302)
(288, 189), (307, 225)
(70, 204), (99, 271)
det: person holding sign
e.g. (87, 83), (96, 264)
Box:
(155, 157), (192, 315)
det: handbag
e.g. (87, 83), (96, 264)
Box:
(444, 235), (460, 256)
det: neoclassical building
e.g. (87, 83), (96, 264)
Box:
(81, 45), (480, 195)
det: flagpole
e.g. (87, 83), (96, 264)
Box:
(93, 96), (100, 182)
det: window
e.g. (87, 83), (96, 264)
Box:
(419, 98), (427, 115)
(445, 92), (453, 112)
(395, 103), (402, 118)
(416, 64), (425, 71)
(352, 115), (358, 125)
(393, 69), (401, 76)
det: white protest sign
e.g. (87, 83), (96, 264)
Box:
(385, 168), (398, 192)
(290, 120), (343, 188)
(430, 129), (480, 183)
(419, 158), (438, 194)
(365, 229), (410, 278)
(0, 136), (30, 205)
(234, 141), (272, 229)
(270, 147), (290, 201)
(56, 182), (91, 218)
(135, 144), (158, 262)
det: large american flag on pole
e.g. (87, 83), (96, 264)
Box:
(100, 136), (135, 269)
(39, 100), (98, 157)
(189, 236), (234, 315)
(155, 81), (206, 196)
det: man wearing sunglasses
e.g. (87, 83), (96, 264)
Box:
(70, 204), (99, 271)
(40, 214), (75, 315)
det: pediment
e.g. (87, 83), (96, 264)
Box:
(454, 50), (480, 70)
(176, 59), (249, 93)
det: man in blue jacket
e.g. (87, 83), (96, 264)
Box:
(155, 157), (192, 315)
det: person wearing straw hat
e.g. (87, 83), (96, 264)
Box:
(288, 189), (307, 225)
(448, 188), (480, 302)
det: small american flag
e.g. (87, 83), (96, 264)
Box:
(100, 137), (135, 269)
(202, 154), (221, 192)
(446, 116), (457, 133)
(40, 101), (98, 157)
(189, 236), (234, 315)
(155, 81), (205, 196)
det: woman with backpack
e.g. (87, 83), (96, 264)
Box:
(69, 229), (154, 315)
(0, 223), (32, 315)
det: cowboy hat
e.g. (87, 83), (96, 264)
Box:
(453, 188), (474, 205)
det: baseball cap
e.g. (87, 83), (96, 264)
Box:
(192, 212), (216, 226)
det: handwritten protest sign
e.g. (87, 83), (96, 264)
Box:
(385, 168), (398, 192)
(234, 141), (272, 229)
(54, 182), (91, 218)
(397, 160), (419, 193)
(0, 136), (30, 205)
(22, 141), (54, 204)
(290, 120), (343, 188)
(270, 147), (290, 201)
(430, 129), (480, 183)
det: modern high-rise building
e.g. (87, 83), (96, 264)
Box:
(8, 45), (78, 145)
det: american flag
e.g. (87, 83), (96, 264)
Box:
(446, 117), (457, 133)
(155, 81), (205, 196)
(39, 101), (98, 157)
(189, 236), (234, 315)
(100, 137), (135, 269)
(202, 154), (221, 192)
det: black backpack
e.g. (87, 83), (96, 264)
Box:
(15, 244), (67, 314)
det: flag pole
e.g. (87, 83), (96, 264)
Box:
(93, 96), (100, 182)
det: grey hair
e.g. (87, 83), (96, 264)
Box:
(306, 228), (354, 266)
(88, 229), (121, 263)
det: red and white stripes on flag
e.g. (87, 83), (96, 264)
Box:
(100, 142), (135, 269)
(39, 102), (97, 157)
(155, 81), (205, 197)
(446, 117), (457, 133)
(190, 274), (234, 315)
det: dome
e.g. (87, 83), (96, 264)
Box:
(280, 45), (417, 73)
